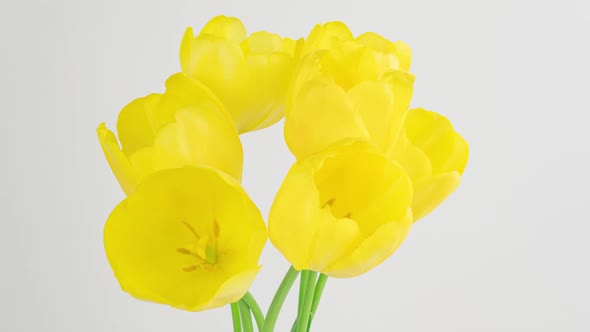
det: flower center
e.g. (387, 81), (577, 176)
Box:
(313, 151), (398, 233)
(177, 219), (220, 272)
(321, 197), (352, 219)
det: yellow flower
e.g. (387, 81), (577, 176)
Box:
(104, 167), (267, 311)
(300, 21), (353, 55)
(285, 39), (468, 221)
(285, 69), (415, 158)
(389, 109), (469, 220)
(97, 73), (243, 195)
(269, 141), (413, 278)
(287, 21), (412, 121)
(300, 21), (411, 72)
(180, 15), (303, 133)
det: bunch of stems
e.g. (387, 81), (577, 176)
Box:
(230, 267), (329, 332)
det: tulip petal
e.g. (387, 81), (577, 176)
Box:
(405, 108), (469, 175)
(179, 27), (194, 74)
(97, 123), (138, 195)
(393, 41), (412, 72)
(152, 106), (243, 182)
(159, 73), (227, 127)
(239, 52), (294, 132)
(242, 31), (283, 54)
(319, 42), (366, 90)
(199, 15), (247, 42)
(308, 211), (360, 272)
(104, 200), (162, 302)
(412, 172), (461, 221)
(358, 48), (400, 81)
(182, 36), (250, 129)
(127, 147), (154, 181)
(201, 267), (262, 311)
(285, 81), (369, 158)
(303, 21), (353, 55)
(116, 94), (161, 155)
(356, 32), (397, 54)
(269, 161), (320, 270)
(388, 132), (432, 181)
(382, 70), (416, 149)
(351, 161), (413, 232)
(347, 81), (397, 152)
(355, 33), (412, 73)
(324, 213), (412, 278)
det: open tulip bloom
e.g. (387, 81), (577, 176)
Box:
(97, 15), (469, 332)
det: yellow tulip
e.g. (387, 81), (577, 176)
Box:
(285, 39), (468, 221)
(97, 73), (243, 195)
(286, 64), (415, 159)
(300, 21), (411, 72)
(104, 167), (267, 311)
(301, 21), (353, 56)
(180, 15), (303, 133)
(287, 21), (412, 121)
(389, 108), (469, 220)
(269, 141), (413, 278)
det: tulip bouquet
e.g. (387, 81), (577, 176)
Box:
(98, 15), (468, 332)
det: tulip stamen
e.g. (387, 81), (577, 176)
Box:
(176, 247), (206, 260)
(213, 218), (220, 238)
(177, 220), (219, 270)
(181, 221), (201, 240)
(176, 248), (193, 255)
(343, 212), (352, 219)
(182, 265), (199, 272)
(322, 198), (336, 208)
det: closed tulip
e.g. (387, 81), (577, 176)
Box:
(300, 21), (411, 72)
(180, 15), (303, 133)
(285, 36), (467, 222)
(389, 109), (468, 220)
(97, 73), (243, 195)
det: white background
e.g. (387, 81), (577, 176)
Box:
(1, 0), (589, 331)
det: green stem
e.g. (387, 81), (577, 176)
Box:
(296, 271), (318, 332)
(242, 292), (265, 331)
(231, 302), (242, 332)
(306, 274), (328, 332)
(290, 274), (309, 332)
(239, 300), (254, 332)
(263, 266), (300, 332)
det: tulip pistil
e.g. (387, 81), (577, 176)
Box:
(178, 220), (219, 271)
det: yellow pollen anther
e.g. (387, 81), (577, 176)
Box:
(322, 198), (336, 208)
(213, 218), (220, 238)
(176, 248), (192, 255)
(183, 265), (199, 272)
(181, 221), (200, 239)
(178, 220), (219, 271)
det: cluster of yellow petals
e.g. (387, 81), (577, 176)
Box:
(97, 15), (469, 311)
(98, 73), (243, 195)
(180, 16), (303, 133)
(104, 167), (267, 311)
(98, 16), (300, 311)
(271, 21), (468, 277)
(269, 141), (413, 278)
